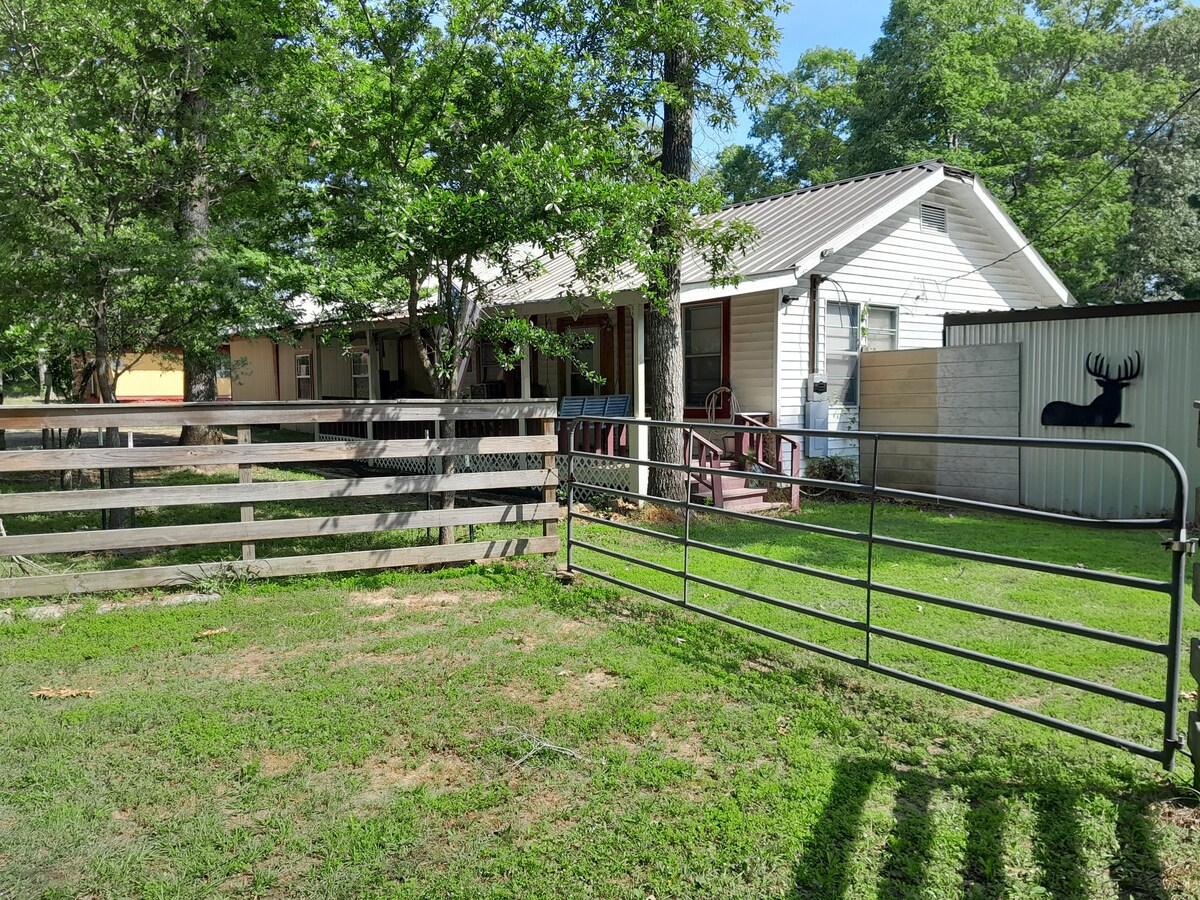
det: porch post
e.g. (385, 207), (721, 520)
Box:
(365, 324), (378, 440)
(518, 347), (531, 438)
(311, 326), (322, 440)
(367, 326), (382, 399)
(630, 300), (649, 498)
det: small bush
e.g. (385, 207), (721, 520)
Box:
(803, 455), (862, 501)
(805, 454), (859, 484)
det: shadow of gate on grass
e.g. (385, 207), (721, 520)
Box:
(541, 581), (1184, 900)
(790, 755), (1172, 899)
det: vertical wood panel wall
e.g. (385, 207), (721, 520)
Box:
(859, 344), (1021, 504)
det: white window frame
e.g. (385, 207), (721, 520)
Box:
(295, 351), (313, 399)
(825, 302), (899, 406)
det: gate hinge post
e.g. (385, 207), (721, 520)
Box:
(1163, 538), (1197, 554)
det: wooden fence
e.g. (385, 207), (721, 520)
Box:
(0, 400), (560, 600)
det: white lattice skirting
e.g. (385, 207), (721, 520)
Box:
(562, 455), (633, 500)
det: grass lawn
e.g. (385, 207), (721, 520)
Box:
(2, 547), (1200, 897)
(567, 499), (1199, 760)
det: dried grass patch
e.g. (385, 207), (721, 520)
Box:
(211, 644), (317, 679)
(347, 590), (461, 609)
(345, 589), (503, 621)
(29, 687), (95, 699)
(1154, 799), (1200, 832)
(351, 751), (475, 808)
(660, 728), (717, 768)
(259, 750), (303, 777)
(542, 668), (621, 710)
(638, 503), (684, 526)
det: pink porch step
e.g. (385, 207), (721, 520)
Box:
(688, 459), (781, 513)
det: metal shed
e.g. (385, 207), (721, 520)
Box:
(944, 300), (1200, 519)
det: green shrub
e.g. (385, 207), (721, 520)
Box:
(805, 454), (858, 484)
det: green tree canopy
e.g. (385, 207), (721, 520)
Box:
(0, 0), (316, 410)
(1101, 6), (1200, 302)
(718, 0), (1190, 300)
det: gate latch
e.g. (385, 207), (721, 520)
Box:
(1163, 538), (1197, 554)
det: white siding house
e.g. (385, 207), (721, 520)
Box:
(454, 160), (1070, 493)
(230, 160), (1073, 493)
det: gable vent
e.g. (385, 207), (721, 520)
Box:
(920, 203), (948, 233)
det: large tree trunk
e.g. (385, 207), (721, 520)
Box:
(179, 351), (224, 445)
(177, 47), (224, 446)
(50, 354), (87, 483)
(646, 46), (692, 502)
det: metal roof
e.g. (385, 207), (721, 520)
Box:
(945, 298), (1200, 327)
(491, 159), (949, 305)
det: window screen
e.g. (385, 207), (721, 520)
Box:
(684, 304), (723, 407)
(295, 353), (313, 399)
(825, 302), (860, 404)
(826, 303), (899, 405)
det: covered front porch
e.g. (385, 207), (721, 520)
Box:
(283, 289), (786, 504)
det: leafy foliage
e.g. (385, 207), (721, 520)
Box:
(1101, 6), (1200, 302)
(719, 0), (1191, 300)
(0, 0), (315, 401)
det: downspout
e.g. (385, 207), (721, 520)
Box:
(808, 273), (823, 376)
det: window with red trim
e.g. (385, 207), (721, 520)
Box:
(682, 299), (731, 417)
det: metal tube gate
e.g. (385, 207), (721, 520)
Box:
(563, 417), (1193, 772)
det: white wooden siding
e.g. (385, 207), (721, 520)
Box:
(776, 292), (811, 433)
(774, 182), (1065, 467)
(816, 183), (1051, 353)
(727, 290), (776, 416)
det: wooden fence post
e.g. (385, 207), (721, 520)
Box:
(542, 416), (558, 552)
(238, 425), (255, 561)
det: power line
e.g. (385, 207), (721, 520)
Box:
(935, 80), (1200, 288)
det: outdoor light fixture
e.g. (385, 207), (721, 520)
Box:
(781, 293), (798, 307)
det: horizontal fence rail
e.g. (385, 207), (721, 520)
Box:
(0, 400), (560, 599)
(561, 416), (1191, 770)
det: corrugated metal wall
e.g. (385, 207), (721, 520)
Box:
(947, 311), (1200, 518)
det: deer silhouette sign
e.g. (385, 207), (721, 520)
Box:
(1040, 352), (1142, 428)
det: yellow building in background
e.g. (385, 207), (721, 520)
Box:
(88, 350), (232, 402)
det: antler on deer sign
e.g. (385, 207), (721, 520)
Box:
(1040, 351), (1142, 428)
